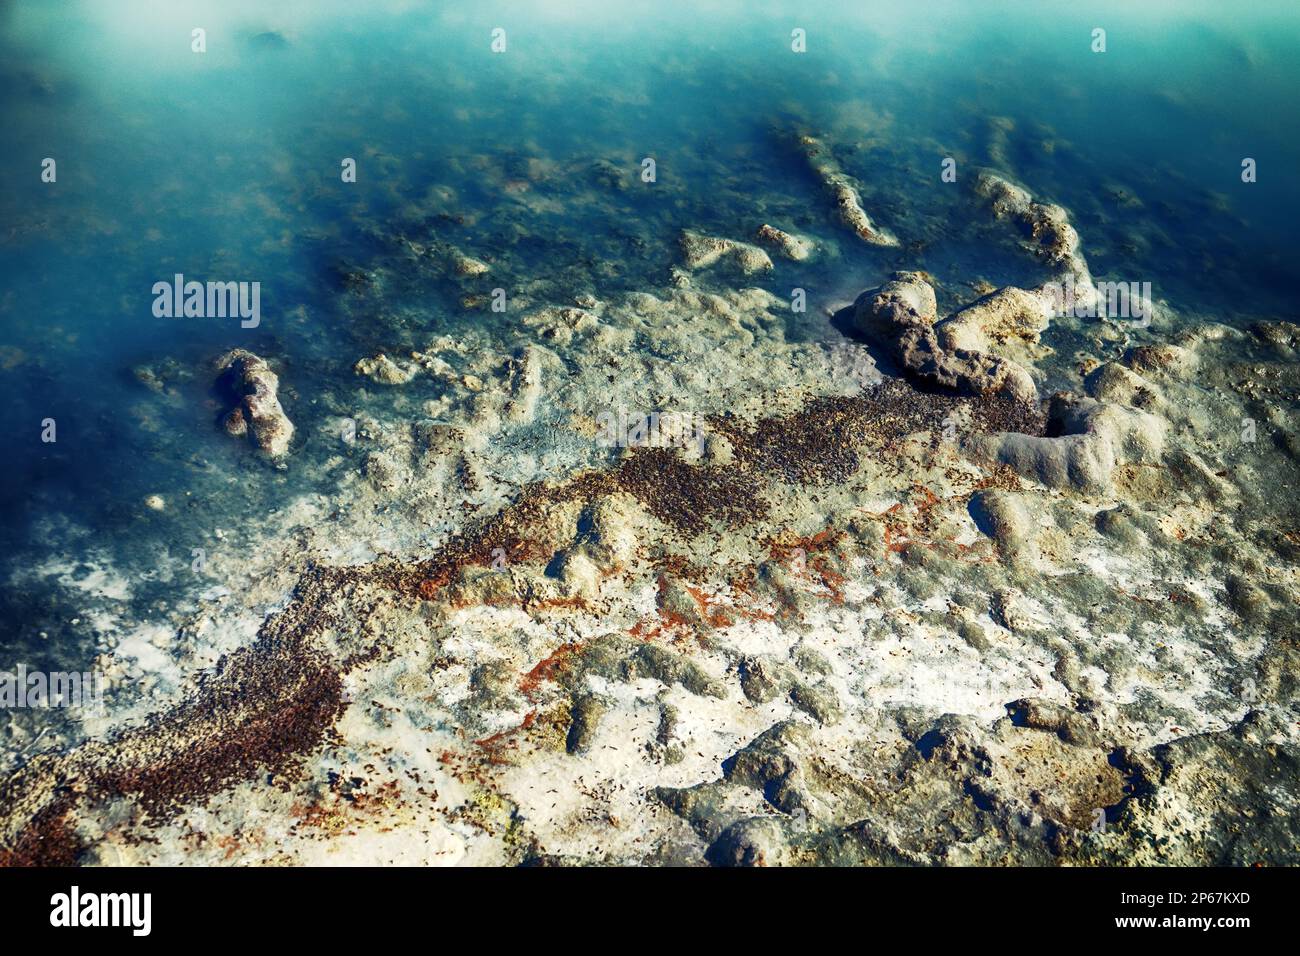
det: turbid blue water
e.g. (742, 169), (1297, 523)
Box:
(2, 0), (1298, 672)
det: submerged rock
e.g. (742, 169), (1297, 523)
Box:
(354, 352), (417, 385)
(679, 230), (773, 275)
(975, 169), (1083, 269)
(973, 169), (1099, 318)
(755, 223), (814, 261)
(792, 132), (899, 246)
(213, 349), (294, 457)
(448, 247), (489, 276)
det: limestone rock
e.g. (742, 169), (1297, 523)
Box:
(937, 286), (1054, 355)
(706, 817), (789, 867)
(972, 393), (1165, 494)
(755, 224), (814, 261)
(975, 169), (1082, 268)
(968, 489), (1038, 562)
(354, 353), (417, 385)
(852, 273), (1038, 404)
(679, 230), (773, 275)
(793, 132), (899, 246)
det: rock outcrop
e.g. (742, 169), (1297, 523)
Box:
(852, 271), (1038, 404)
(972, 393), (1165, 494)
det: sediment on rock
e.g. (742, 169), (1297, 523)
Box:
(0, 366), (1047, 864)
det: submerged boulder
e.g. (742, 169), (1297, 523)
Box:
(214, 349), (294, 457)
(679, 230), (773, 275)
(975, 169), (1083, 269)
(354, 352), (417, 385)
(755, 223), (814, 261)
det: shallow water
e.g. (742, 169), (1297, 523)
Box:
(2, 0), (1298, 676)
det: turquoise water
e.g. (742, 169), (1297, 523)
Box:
(2, 0), (1298, 667)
